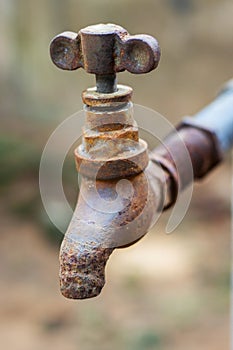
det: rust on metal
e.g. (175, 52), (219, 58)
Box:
(59, 89), (161, 299)
(50, 23), (164, 299)
(150, 121), (223, 208)
(82, 126), (139, 151)
(75, 103), (149, 179)
(50, 23), (223, 300)
(50, 23), (160, 93)
(179, 118), (223, 174)
(50, 23), (160, 75)
(60, 239), (113, 299)
(82, 85), (133, 107)
(75, 140), (149, 180)
(84, 102), (135, 129)
(59, 169), (161, 299)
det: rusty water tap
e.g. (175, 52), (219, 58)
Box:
(50, 24), (161, 299)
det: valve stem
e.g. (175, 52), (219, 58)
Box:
(96, 74), (117, 93)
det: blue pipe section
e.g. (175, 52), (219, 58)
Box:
(191, 80), (233, 153)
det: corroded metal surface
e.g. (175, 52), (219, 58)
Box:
(59, 169), (161, 299)
(50, 23), (160, 93)
(59, 94), (163, 299)
(179, 118), (223, 173)
(50, 23), (224, 300)
(75, 139), (148, 180)
(84, 102), (135, 129)
(150, 122), (223, 208)
(75, 100), (149, 180)
(50, 23), (160, 74)
(49, 23), (163, 299)
(60, 239), (113, 299)
(82, 85), (133, 107)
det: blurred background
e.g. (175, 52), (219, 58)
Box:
(0, 0), (232, 349)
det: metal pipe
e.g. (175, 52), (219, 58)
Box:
(150, 80), (233, 207)
(192, 80), (233, 152)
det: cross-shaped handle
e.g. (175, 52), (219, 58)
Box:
(50, 23), (160, 93)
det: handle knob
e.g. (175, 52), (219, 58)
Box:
(50, 23), (160, 93)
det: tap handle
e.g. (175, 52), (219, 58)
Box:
(50, 23), (160, 76)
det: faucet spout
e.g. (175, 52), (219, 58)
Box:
(60, 236), (113, 299)
(58, 92), (169, 299)
(59, 165), (164, 299)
